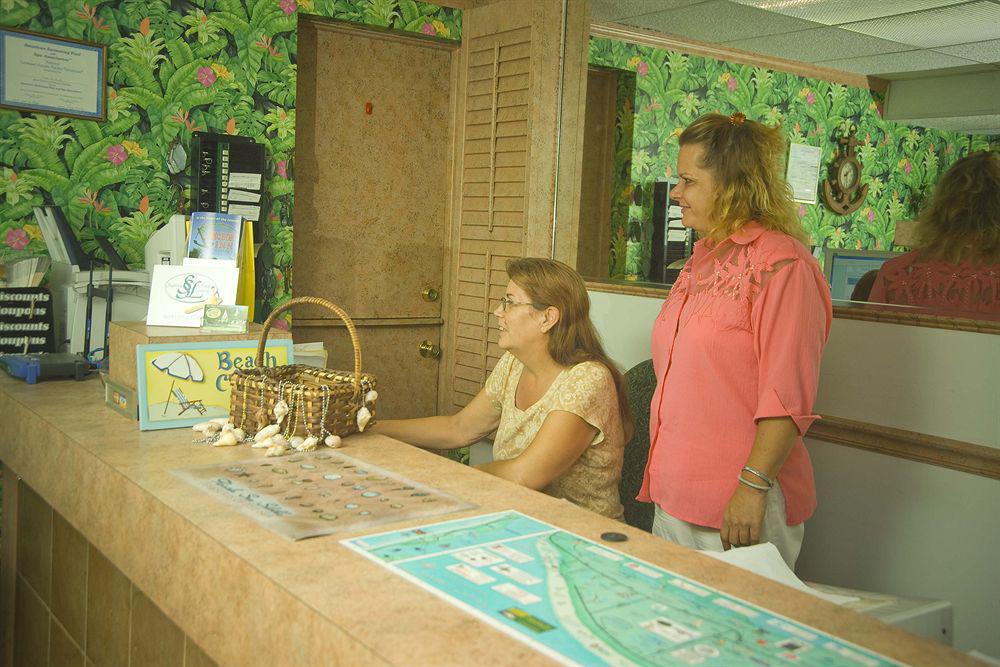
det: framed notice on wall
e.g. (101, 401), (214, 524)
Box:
(0, 27), (107, 121)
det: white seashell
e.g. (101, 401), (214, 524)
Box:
(296, 436), (319, 452)
(232, 428), (246, 441)
(194, 421), (221, 433)
(251, 436), (273, 449)
(289, 436), (305, 448)
(254, 424), (280, 442)
(270, 434), (288, 449)
(265, 443), (289, 457)
(356, 406), (372, 432)
(212, 432), (239, 447)
(272, 400), (289, 426)
(222, 422), (235, 433)
(210, 417), (229, 425)
(364, 390), (378, 404)
(324, 434), (343, 448)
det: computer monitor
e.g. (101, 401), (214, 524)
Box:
(823, 248), (896, 301)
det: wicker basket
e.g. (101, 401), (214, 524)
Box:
(228, 296), (377, 439)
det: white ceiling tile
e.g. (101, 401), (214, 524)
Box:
(841, 1), (1000, 49)
(893, 114), (1000, 135)
(590, 0), (707, 22)
(725, 26), (911, 62)
(816, 49), (980, 75)
(621, 0), (823, 43)
(728, 0), (967, 26)
(932, 39), (1000, 64)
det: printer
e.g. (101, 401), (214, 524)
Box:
(36, 208), (187, 355)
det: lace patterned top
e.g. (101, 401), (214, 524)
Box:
(868, 250), (1000, 317)
(485, 352), (625, 519)
(639, 222), (832, 528)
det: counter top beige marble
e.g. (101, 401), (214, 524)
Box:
(0, 375), (975, 666)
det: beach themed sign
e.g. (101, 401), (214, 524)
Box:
(136, 338), (293, 431)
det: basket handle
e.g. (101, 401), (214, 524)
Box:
(257, 296), (362, 397)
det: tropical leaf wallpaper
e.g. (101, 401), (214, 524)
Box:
(0, 0), (460, 320)
(589, 37), (996, 281)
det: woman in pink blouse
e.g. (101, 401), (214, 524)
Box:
(639, 113), (832, 568)
(869, 151), (999, 317)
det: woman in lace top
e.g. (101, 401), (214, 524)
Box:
(638, 113), (832, 568)
(372, 258), (631, 519)
(869, 151), (1000, 317)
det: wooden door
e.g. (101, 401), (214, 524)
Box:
(294, 19), (457, 419)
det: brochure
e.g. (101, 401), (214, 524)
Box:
(146, 264), (240, 327)
(187, 212), (242, 261)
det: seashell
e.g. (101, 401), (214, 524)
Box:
(296, 436), (319, 452)
(232, 428), (246, 441)
(356, 406), (372, 432)
(194, 421), (221, 433)
(210, 417), (230, 425)
(254, 424), (280, 442)
(213, 432), (239, 447)
(222, 422), (235, 433)
(265, 442), (289, 457)
(251, 436), (273, 449)
(271, 434), (289, 449)
(364, 390), (378, 404)
(324, 434), (343, 448)
(272, 400), (289, 426)
(289, 436), (305, 449)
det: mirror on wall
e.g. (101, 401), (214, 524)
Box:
(573, 28), (999, 324)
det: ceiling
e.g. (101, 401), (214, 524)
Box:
(589, 0), (1000, 135)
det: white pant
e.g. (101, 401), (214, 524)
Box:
(651, 483), (805, 569)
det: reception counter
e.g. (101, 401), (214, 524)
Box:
(0, 374), (976, 666)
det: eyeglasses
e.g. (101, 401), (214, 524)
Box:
(498, 296), (542, 312)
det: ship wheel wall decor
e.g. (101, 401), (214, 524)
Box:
(822, 126), (869, 216)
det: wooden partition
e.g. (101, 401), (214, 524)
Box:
(440, 0), (590, 411)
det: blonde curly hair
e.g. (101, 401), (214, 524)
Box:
(913, 151), (1000, 264)
(679, 113), (809, 245)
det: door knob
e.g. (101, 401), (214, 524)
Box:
(419, 340), (441, 359)
(421, 286), (440, 302)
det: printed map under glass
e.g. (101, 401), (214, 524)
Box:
(342, 511), (900, 667)
(172, 450), (475, 540)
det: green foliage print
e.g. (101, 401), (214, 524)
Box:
(589, 37), (993, 281)
(0, 0), (460, 320)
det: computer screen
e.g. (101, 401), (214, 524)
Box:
(824, 248), (896, 301)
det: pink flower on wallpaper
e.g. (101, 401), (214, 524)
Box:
(806, 91), (816, 105)
(421, 22), (435, 35)
(727, 76), (738, 91)
(279, 0), (296, 16)
(197, 66), (217, 87)
(636, 60), (649, 76)
(276, 160), (288, 178)
(903, 161), (913, 174)
(5, 228), (29, 250)
(797, 205), (807, 218)
(106, 144), (128, 165)
(867, 210), (876, 222)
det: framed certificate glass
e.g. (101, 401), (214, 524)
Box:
(0, 27), (107, 121)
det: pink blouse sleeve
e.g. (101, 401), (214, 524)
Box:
(751, 258), (832, 435)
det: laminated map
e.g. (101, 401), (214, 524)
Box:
(343, 511), (899, 666)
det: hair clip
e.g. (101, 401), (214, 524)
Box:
(729, 111), (746, 126)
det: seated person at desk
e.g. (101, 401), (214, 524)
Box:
(869, 151), (1000, 316)
(372, 258), (630, 519)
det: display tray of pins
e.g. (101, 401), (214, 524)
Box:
(198, 297), (378, 458)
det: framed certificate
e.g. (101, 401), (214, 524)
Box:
(0, 27), (107, 121)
